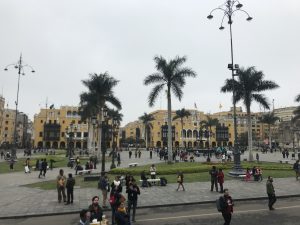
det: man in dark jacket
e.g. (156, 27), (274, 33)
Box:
(65, 173), (75, 205)
(209, 166), (218, 192)
(266, 176), (276, 210)
(126, 180), (140, 222)
(221, 188), (234, 225)
(88, 196), (103, 223)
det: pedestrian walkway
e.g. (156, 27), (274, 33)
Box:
(0, 149), (298, 219)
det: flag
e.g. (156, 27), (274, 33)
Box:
(194, 102), (197, 109)
(49, 104), (54, 109)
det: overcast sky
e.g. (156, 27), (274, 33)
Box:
(0, 0), (299, 126)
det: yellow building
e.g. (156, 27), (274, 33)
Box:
(33, 106), (89, 149)
(1, 109), (16, 146)
(121, 107), (273, 149)
(0, 96), (5, 145)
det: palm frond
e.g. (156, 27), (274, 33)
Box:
(148, 84), (165, 107)
(295, 94), (300, 102)
(144, 73), (165, 85)
(171, 82), (183, 101)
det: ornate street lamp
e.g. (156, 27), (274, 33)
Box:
(110, 118), (119, 169)
(4, 54), (35, 158)
(207, 0), (252, 175)
(91, 116), (97, 156)
(65, 122), (77, 158)
(101, 108), (108, 172)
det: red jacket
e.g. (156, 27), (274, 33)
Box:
(217, 171), (224, 184)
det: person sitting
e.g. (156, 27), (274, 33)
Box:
(140, 171), (150, 187)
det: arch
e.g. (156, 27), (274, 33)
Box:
(67, 111), (72, 116)
(72, 111), (77, 116)
(205, 142), (209, 148)
(175, 141), (179, 147)
(217, 142), (222, 147)
(193, 130), (198, 139)
(223, 141), (228, 147)
(69, 141), (74, 149)
(228, 141), (233, 147)
(163, 142), (167, 147)
(83, 141), (87, 149)
(182, 129), (187, 138)
(156, 141), (161, 148)
(193, 141), (198, 148)
(76, 142), (81, 149)
(37, 141), (43, 148)
(60, 141), (66, 149)
(52, 141), (58, 149)
(187, 130), (192, 138)
(183, 141), (187, 148)
(199, 141), (204, 148)
(45, 141), (51, 148)
(188, 141), (193, 148)
(212, 142), (216, 148)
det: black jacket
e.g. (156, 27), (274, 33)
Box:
(126, 185), (140, 201)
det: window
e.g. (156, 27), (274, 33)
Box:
(54, 120), (57, 124)
(62, 120), (65, 124)
(6, 114), (9, 117)
(5, 121), (8, 124)
(84, 132), (88, 137)
(61, 132), (65, 137)
(5, 127), (8, 130)
(41, 120), (43, 123)
(39, 132), (43, 137)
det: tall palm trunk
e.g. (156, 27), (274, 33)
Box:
(167, 87), (173, 163)
(247, 107), (254, 161)
(269, 124), (272, 150)
(87, 118), (93, 155)
(97, 110), (103, 166)
(181, 118), (184, 148)
(145, 124), (148, 149)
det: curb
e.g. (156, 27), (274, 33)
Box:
(1, 194), (300, 220)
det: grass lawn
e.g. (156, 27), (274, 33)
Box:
(0, 150), (111, 174)
(23, 161), (295, 190)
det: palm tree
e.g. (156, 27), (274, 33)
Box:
(260, 112), (280, 150)
(173, 108), (191, 149)
(144, 55), (197, 163)
(221, 66), (279, 161)
(293, 94), (300, 124)
(80, 72), (122, 172)
(139, 113), (155, 150)
(200, 115), (219, 149)
(78, 96), (98, 156)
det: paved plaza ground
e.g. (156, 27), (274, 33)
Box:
(0, 149), (299, 219)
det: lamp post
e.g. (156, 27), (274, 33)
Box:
(65, 122), (77, 158)
(110, 118), (119, 169)
(91, 116), (97, 156)
(207, 0), (252, 175)
(101, 108), (108, 172)
(4, 54), (35, 158)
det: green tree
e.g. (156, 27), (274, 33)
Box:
(200, 115), (219, 149)
(80, 72), (121, 171)
(260, 112), (280, 149)
(144, 55), (197, 163)
(220, 66), (279, 161)
(293, 94), (300, 124)
(139, 113), (155, 150)
(173, 108), (191, 148)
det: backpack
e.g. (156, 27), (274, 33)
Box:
(99, 177), (107, 190)
(160, 177), (167, 186)
(216, 196), (225, 212)
(109, 194), (116, 205)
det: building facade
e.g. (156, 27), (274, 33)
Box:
(0, 96), (4, 145)
(33, 106), (89, 149)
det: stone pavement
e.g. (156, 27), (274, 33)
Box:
(0, 149), (299, 219)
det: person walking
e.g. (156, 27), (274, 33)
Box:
(126, 180), (140, 222)
(99, 172), (110, 208)
(1, 151), (4, 159)
(220, 188), (234, 225)
(38, 159), (43, 178)
(65, 173), (75, 205)
(150, 150), (152, 159)
(129, 150), (132, 159)
(217, 168), (225, 193)
(266, 176), (276, 210)
(293, 160), (299, 180)
(209, 166), (218, 192)
(117, 153), (121, 167)
(56, 169), (67, 203)
(256, 153), (259, 163)
(42, 158), (48, 177)
(176, 171), (185, 191)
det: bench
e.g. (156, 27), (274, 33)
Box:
(129, 163), (138, 167)
(78, 169), (94, 175)
(139, 178), (161, 186)
(279, 160), (290, 164)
